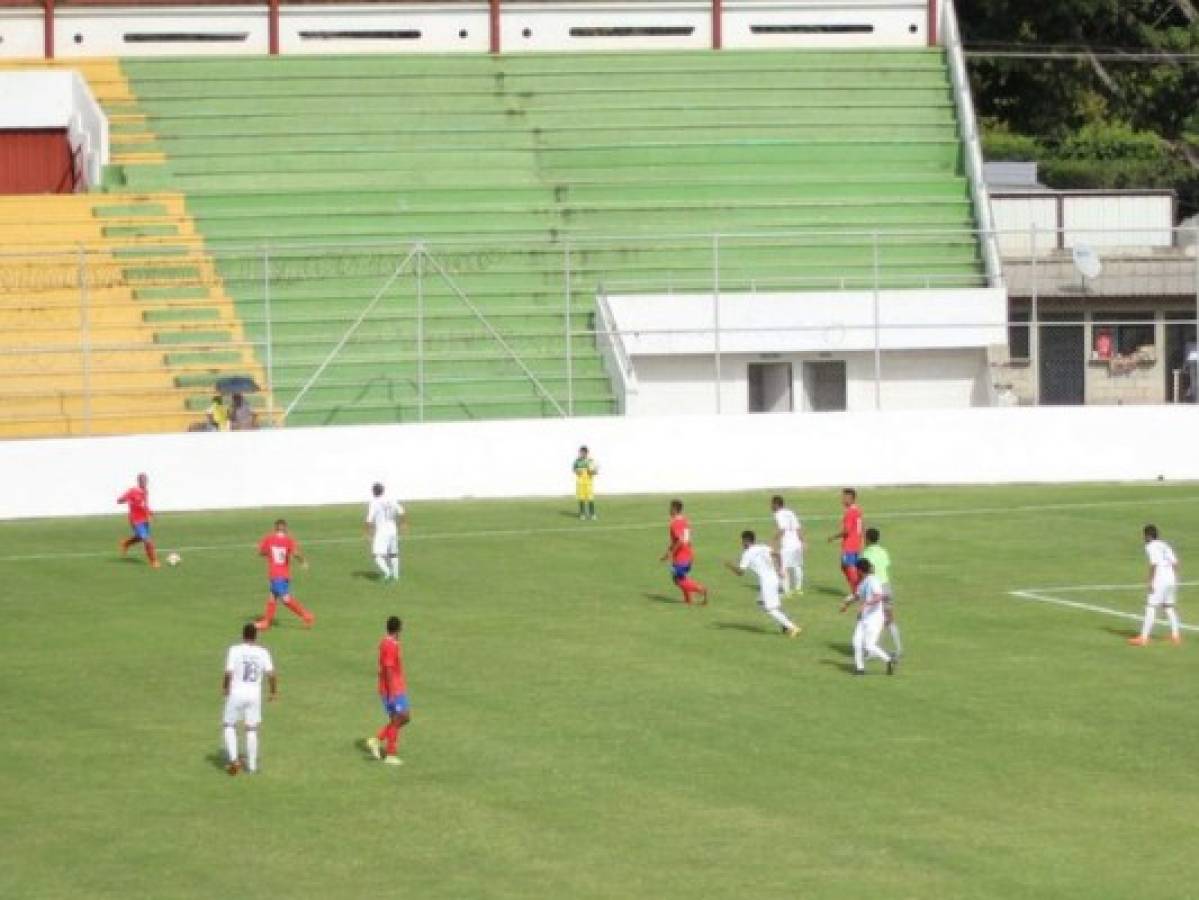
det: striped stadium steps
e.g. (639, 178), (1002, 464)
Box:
(0, 192), (270, 437)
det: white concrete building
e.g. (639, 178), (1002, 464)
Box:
(597, 288), (1007, 415)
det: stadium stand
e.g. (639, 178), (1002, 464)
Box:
(0, 48), (985, 433)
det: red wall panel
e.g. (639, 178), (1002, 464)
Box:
(0, 129), (74, 194)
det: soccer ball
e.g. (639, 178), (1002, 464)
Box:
(166, 552), (181, 567)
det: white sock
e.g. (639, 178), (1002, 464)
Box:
(766, 608), (795, 631)
(223, 725), (238, 764)
(246, 728), (259, 771)
(889, 623), (903, 654)
(375, 555), (390, 578)
(867, 641), (892, 664)
(852, 628), (865, 671)
(390, 555), (400, 580)
(1165, 607), (1181, 637)
(1141, 605), (1157, 639)
(792, 566), (804, 591)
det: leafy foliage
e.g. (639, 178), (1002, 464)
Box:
(958, 0), (1199, 214)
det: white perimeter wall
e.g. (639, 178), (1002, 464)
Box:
(0, 404), (1194, 520)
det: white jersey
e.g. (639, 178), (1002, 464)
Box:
(1145, 539), (1178, 588)
(739, 544), (779, 586)
(855, 574), (885, 620)
(225, 643), (274, 699)
(366, 497), (404, 535)
(773, 507), (803, 553)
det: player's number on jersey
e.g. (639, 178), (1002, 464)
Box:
(242, 660), (261, 682)
(270, 547), (288, 565)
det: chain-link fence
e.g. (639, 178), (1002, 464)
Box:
(0, 225), (1195, 438)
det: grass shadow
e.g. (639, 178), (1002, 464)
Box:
(1103, 626), (1143, 641)
(711, 621), (774, 636)
(826, 641), (853, 658)
(811, 583), (850, 598)
(644, 592), (682, 605)
(352, 570), (384, 582)
(204, 751), (231, 773)
(355, 738), (385, 764)
(819, 659), (859, 674)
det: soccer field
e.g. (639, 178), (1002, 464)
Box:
(2, 482), (1197, 900)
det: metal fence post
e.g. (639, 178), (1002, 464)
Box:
(712, 232), (722, 414)
(417, 244), (425, 423)
(78, 244), (91, 435)
(1030, 223), (1040, 406)
(263, 245), (275, 426)
(565, 238), (574, 416)
(872, 230), (882, 410)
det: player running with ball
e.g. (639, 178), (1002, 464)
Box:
(117, 472), (160, 568)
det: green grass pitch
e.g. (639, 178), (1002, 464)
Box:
(2, 482), (1197, 899)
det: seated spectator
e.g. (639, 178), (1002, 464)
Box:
(230, 392), (258, 430)
(206, 394), (229, 431)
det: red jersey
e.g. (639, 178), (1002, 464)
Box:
(259, 532), (298, 579)
(118, 487), (151, 525)
(841, 504), (863, 553)
(378, 635), (406, 697)
(669, 514), (694, 565)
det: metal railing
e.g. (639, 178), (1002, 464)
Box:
(0, 224), (1195, 437)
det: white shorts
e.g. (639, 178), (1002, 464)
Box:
(854, 612), (885, 647)
(780, 545), (803, 569)
(758, 579), (782, 611)
(372, 530), (398, 557)
(1148, 583), (1177, 607)
(223, 694), (262, 727)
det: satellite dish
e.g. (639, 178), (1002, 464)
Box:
(1072, 245), (1102, 280)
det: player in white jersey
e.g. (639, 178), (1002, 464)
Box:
(365, 482), (408, 582)
(222, 623), (277, 775)
(840, 558), (895, 675)
(725, 530), (801, 637)
(1130, 523), (1182, 646)
(770, 495), (804, 596)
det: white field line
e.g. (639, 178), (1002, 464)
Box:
(0, 493), (1195, 564)
(1008, 588), (1199, 633)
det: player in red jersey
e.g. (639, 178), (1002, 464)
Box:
(827, 487), (864, 594)
(366, 615), (409, 767)
(659, 499), (708, 605)
(117, 472), (159, 568)
(253, 519), (314, 630)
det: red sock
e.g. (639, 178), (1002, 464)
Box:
(680, 577), (705, 595)
(144, 540), (157, 564)
(385, 723), (399, 756)
(284, 597), (313, 621)
(376, 724), (390, 742)
(259, 597), (278, 625)
(677, 583), (692, 604)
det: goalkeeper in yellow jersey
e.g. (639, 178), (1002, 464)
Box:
(573, 445), (598, 520)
